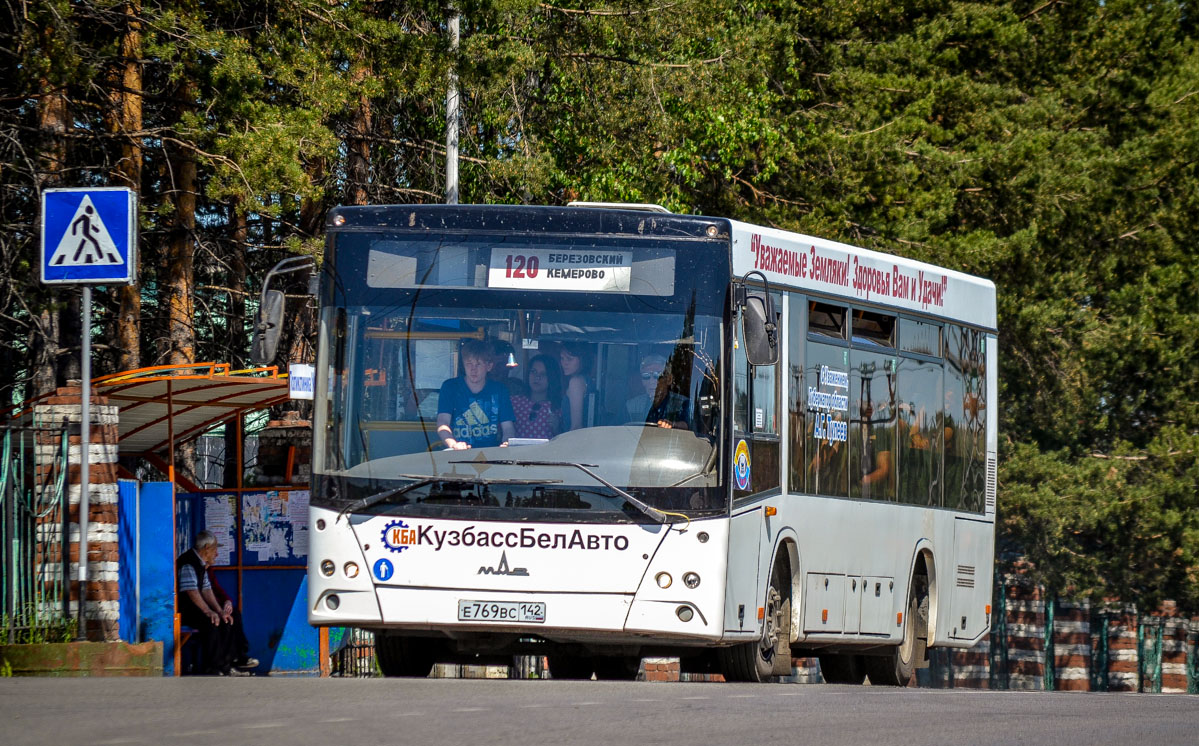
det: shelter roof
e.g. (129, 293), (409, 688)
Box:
(15, 363), (293, 455)
(96, 364), (292, 454)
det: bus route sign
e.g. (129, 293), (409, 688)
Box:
(41, 187), (138, 285)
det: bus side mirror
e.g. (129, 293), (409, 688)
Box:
(742, 293), (779, 366)
(250, 289), (286, 364)
(249, 255), (316, 365)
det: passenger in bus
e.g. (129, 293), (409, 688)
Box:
(625, 353), (690, 429)
(559, 342), (594, 430)
(436, 340), (516, 449)
(511, 353), (564, 439)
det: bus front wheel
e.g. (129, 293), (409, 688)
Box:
(593, 656), (641, 680)
(547, 656), (594, 680)
(718, 561), (788, 682)
(375, 635), (438, 678)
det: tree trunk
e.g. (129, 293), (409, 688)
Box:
(109, 0), (144, 373)
(299, 156), (327, 236)
(33, 70), (69, 397)
(162, 80), (198, 486)
(347, 63), (372, 206)
(162, 88), (197, 368)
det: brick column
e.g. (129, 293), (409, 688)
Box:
(250, 411), (311, 486)
(33, 386), (121, 641)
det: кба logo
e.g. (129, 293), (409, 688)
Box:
(381, 519), (418, 553)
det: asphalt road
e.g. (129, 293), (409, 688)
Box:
(3, 678), (1196, 746)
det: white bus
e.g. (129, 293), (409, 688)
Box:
(305, 204), (996, 683)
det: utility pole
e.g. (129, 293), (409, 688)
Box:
(446, 7), (460, 205)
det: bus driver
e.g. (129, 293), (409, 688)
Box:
(437, 340), (516, 449)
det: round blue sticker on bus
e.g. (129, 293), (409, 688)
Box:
(734, 439), (751, 491)
(373, 558), (394, 582)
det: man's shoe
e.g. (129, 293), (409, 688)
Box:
(233, 657), (259, 671)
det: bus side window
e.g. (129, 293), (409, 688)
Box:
(805, 302), (849, 498)
(849, 309), (897, 501)
(733, 316), (750, 433)
(787, 292), (805, 495)
(734, 293), (782, 498)
(897, 318), (943, 507)
(944, 324), (987, 511)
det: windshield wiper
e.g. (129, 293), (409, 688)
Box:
(452, 459), (680, 525)
(337, 472), (561, 520)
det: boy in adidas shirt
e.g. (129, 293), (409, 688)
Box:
(437, 339), (516, 449)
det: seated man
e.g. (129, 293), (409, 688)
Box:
(437, 339), (517, 449)
(177, 531), (257, 675)
(625, 353), (690, 429)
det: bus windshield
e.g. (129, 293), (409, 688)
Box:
(313, 231), (728, 523)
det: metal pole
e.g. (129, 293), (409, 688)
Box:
(1043, 595), (1055, 691)
(4, 429), (14, 644)
(445, 7), (460, 205)
(135, 482), (141, 642)
(76, 285), (91, 640)
(169, 378), (180, 676)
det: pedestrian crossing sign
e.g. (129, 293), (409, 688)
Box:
(41, 187), (137, 285)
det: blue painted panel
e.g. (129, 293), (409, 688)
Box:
(117, 480), (138, 642)
(210, 569), (239, 607)
(240, 570), (319, 674)
(138, 482), (177, 674)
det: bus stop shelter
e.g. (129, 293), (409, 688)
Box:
(59, 363), (321, 675)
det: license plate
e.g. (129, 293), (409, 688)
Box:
(457, 600), (546, 624)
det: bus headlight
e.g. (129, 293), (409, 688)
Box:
(320, 559), (335, 577)
(676, 605), (694, 622)
(683, 572), (701, 589)
(344, 562), (360, 578)
(326, 594), (340, 610)
(655, 572), (672, 589)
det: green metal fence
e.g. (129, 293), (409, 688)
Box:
(1, 424), (71, 644)
(926, 575), (1199, 693)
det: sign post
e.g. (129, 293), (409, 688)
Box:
(40, 187), (137, 639)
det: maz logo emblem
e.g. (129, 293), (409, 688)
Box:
(478, 551), (529, 577)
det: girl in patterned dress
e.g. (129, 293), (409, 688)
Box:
(512, 354), (564, 439)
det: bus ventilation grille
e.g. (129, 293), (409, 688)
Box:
(956, 565), (976, 589)
(985, 456), (997, 512)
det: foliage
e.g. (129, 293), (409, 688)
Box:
(1, 0), (1199, 609)
(2, 607), (79, 645)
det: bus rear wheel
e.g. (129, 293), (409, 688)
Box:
(864, 574), (927, 686)
(375, 635), (438, 678)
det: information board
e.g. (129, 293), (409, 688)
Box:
(175, 492), (237, 566)
(241, 489), (310, 566)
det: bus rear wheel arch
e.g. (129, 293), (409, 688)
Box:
(863, 563), (930, 686)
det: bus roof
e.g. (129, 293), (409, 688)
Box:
(728, 219), (997, 330)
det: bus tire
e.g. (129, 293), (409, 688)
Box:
(718, 560), (788, 682)
(593, 656), (641, 680)
(818, 653), (866, 684)
(864, 574), (928, 686)
(375, 635), (437, 678)
(547, 656), (594, 680)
